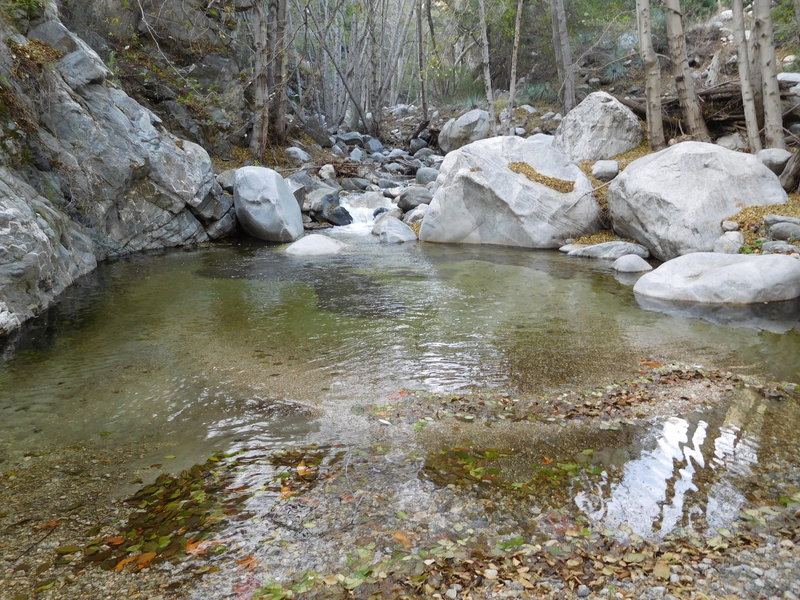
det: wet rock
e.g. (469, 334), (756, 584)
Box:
(378, 178), (399, 189)
(713, 231), (744, 253)
(416, 167), (439, 186)
(554, 92), (642, 161)
(613, 254), (653, 272)
(336, 131), (364, 147)
(341, 178), (370, 191)
(592, 160), (619, 182)
(633, 253), (800, 304)
(398, 187), (433, 211)
(568, 241), (649, 259)
(609, 142), (787, 260)
(403, 204), (428, 225)
(420, 135), (600, 248)
(757, 148), (792, 175)
(346, 191), (395, 213)
(373, 215), (417, 243)
(233, 166), (303, 242)
(438, 109), (492, 153)
(285, 234), (346, 256)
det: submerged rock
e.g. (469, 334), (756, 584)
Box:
(420, 135), (600, 248)
(613, 254), (653, 273)
(285, 234), (346, 256)
(633, 253), (800, 304)
(373, 215), (417, 243)
(567, 241), (649, 259)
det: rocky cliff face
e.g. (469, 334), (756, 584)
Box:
(0, 8), (235, 335)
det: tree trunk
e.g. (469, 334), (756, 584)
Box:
(250, 1), (270, 161)
(550, 0), (575, 110)
(663, 0), (710, 141)
(507, 0), (524, 134)
(416, 0), (428, 121)
(477, 0), (496, 129)
(794, 0), (800, 42)
(270, 0), (288, 143)
(753, 0), (785, 149)
(636, 0), (665, 150)
(780, 149), (800, 192)
(732, 0), (762, 152)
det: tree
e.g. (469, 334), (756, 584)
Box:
(550, 0), (575, 111)
(636, 0), (665, 150)
(416, 0), (429, 121)
(663, 0), (710, 141)
(250, 1), (272, 160)
(753, 0), (785, 149)
(507, 0), (525, 133)
(732, 0), (762, 152)
(477, 0), (496, 129)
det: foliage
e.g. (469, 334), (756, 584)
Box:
(517, 81), (558, 104)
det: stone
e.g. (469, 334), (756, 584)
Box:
(420, 135), (601, 248)
(403, 204), (428, 225)
(577, 584), (591, 598)
(398, 186), (433, 211)
(233, 166), (303, 242)
(514, 126), (526, 136)
(762, 240), (800, 254)
(372, 215), (417, 243)
(568, 241), (649, 259)
(554, 92), (642, 161)
(438, 109), (492, 153)
(302, 116), (334, 147)
(764, 214), (800, 227)
(341, 177), (370, 191)
(410, 138), (428, 153)
(613, 254), (653, 272)
(370, 152), (386, 164)
(559, 243), (587, 253)
(344, 191), (394, 213)
(716, 132), (747, 151)
(768, 221), (800, 241)
(349, 147), (364, 162)
(757, 148), (792, 175)
(319, 164), (336, 181)
(713, 231), (744, 253)
(384, 163), (405, 174)
(363, 136), (384, 154)
(633, 253), (800, 304)
(520, 104), (538, 114)
(285, 234), (346, 256)
(722, 220), (739, 232)
(217, 169), (236, 193)
(416, 166), (439, 186)
(592, 160), (620, 182)
(286, 147), (311, 165)
(336, 131), (364, 146)
(609, 142), (787, 260)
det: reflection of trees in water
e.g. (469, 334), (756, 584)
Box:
(576, 389), (766, 538)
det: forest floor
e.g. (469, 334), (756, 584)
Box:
(1, 363), (799, 600)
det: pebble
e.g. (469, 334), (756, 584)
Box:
(577, 584), (591, 597)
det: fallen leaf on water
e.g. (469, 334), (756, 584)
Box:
(104, 536), (126, 546)
(639, 359), (663, 368)
(387, 389), (410, 400)
(114, 556), (137, 572)
(133, 551), (157, 571)
(279, 485), (293, 499)
(542, 457), (554, 465)
(36, 520), (60, 530)
(185, 538), (212, 556)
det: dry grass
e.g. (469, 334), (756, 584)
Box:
(578, 139), (655, 210)
(508, 161), (575, 193)
(573, 230), (630, 245)
(408, 221), (422, 237)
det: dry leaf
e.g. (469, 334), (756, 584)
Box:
(114, 556), (137, 572)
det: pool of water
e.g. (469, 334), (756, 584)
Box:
(1, 229), (799, 471)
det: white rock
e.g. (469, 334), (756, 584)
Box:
(233, 166), (304, 242)
(285, 147), (311, 164)
(608, 142), (787, 260)
(403, 204), (428, 225)
(591, 160), (620, 182)
(633, 253), (800, 303)
(716, 132), (747, 151)
(613, 254), (653, 272)
(713, 231), (744, 254)
(438, 109), (492, 153)
(373, 215), (417, 243)
(285, 234), (346, 256)
(554, 92), (643, 161)
(756, 148), (792, 175)
(319, 164), (336, 181)
(419, 135), (601, 248)
(568, 241), (649, 259)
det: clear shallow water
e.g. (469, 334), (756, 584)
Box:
(0, 233), (799, 473)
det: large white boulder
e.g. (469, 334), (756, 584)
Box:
(438, 109), (492, 153)
(633, 253), (800, 304)
(233, 166), (304, 242)
(609, 142), (787, 261)
(554, 92), (643, 161)
(373, 215), (417, 243)
(419, 135), (601, 248)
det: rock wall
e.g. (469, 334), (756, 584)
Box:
(0, 11), (234, 335)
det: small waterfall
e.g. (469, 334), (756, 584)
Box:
(340, 199), (376, 226)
